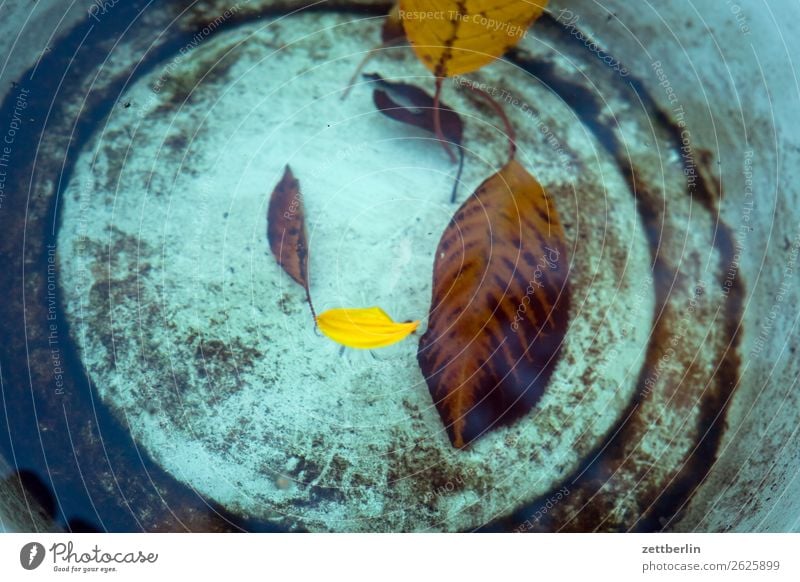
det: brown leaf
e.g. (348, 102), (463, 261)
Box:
(418, 159), (570, 448)
(366, 73), (464, 201)
(267, 165), (315, 317)
(367, 73), (463, 145)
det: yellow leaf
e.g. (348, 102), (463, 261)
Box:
(398, 0), (548, 77)
(317, 307), (420, 349)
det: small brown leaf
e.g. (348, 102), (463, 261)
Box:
(267, 165), (315, 317)
(367, 73), (464, 201)
(418, 159), (570, 448)
(368, 73), (463, 145)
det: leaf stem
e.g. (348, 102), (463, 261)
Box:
(306, 287), (318, 325)
(451, 147), (465, 203)
(433, 77), (458, 163)
(464, 81), (517, 163)
(341, 37), (407, 101)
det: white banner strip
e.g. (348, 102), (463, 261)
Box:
(1, 533), (798, 580)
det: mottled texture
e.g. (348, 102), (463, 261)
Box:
(419, 159), (569, 448)
(5, 0), (794, 533)
(56, 12), (649, 531)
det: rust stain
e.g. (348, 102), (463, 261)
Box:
(491, 14), (745, 533)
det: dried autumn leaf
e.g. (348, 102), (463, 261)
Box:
(418, 158), (570, 448)
(367, 73), (463, 145)
(366, 72), (465, 201)
(317, 307), (420, 349)
(267, 165), (316, 318)
(399, 0), (549, 77)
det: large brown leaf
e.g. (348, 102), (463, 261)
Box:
(418, 159), (570, 448)
(267, 165), (315, 318)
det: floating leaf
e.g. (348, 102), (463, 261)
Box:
(317, 307), (420, 349)
(390, 2), (547, 170)
(366, 72), (465, 201)
(418, 158), (570, 448)
(267, 165), (316, 318)
(399, 0), (548, 77)
(367, 73), (463, 145)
